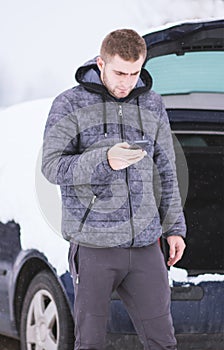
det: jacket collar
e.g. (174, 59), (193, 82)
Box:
(75, 57), (153, 102)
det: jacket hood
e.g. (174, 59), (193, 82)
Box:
(75, 57), (153, 101)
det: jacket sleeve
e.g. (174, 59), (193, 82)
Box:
(41, 94), (113, 186)
(153, 97), (187, 239)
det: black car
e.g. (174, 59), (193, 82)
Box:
(0, 19), (223, 350)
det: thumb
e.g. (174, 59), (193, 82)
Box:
(120, 142), (131, 149)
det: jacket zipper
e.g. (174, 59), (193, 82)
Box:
(78, 194), (97, 233)
(74, 244), (80, 284)
(118, 104), (135, 246)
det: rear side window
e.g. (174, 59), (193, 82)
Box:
(173, 133), (224, 274)
(144, 52), (224, 95)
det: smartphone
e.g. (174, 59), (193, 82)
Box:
(129, 140), (149, 149)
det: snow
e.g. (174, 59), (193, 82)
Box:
(1, 0), (224, 106)
(0, 98), (70, 275)
(169, 266), (189, 285)
(169, 267), (224, 286)
(188, 273), (224, 285)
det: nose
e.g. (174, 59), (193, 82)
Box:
(120, 75), (133, 87)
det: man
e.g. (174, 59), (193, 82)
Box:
(42, 29), (186, 350)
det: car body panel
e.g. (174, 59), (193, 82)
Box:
(162, 93), (224, 111)
(143, 19), (224, 59)
(108, 281), (224, 334)
(171, 282), (224, 334)
(0, 222), (72, 340)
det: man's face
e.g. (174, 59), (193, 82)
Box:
(97, 54), (145, 99)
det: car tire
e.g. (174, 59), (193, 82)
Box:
(20, 270), (74, 350)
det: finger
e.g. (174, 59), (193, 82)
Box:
(126, 154), (145, 162)
(119, 142), (133, 149)
(108, 151), (146, 170)
(130, 155), (147, 164)
(116, 153), (144, 164)
(168, 245), (185, 266)
(109, 153), (143, 164)
(125, 149), (147, 159)
(168, 254), (180, 266)
(125, 148), (144, 155)
(175, 245), (185, 262)
(167, 244), (176, 266)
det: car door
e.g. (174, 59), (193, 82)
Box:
(0, 221), (21, 335)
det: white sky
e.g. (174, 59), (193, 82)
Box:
(1, 0), (224, 106)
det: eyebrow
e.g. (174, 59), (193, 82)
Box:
(113, 70), (140, 75)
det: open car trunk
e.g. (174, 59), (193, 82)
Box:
(109, 20), (224, 349)
(142, 18), (224, 277)
(165, 106), (224, 276)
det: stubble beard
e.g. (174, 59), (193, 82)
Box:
(101, 72), (131, 99)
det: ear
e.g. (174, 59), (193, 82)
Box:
(96, 56), (104, 72)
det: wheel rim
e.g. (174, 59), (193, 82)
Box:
(26, 289), (59, 350)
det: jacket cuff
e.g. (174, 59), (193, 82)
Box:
(101, 147), (115, 174)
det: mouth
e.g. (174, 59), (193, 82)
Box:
(118, 88), (129, 94)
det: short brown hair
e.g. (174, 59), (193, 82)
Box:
(100, 29), (147, 62)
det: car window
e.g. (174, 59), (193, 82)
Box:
(176, 135), (207, 147)
(173, 133), (224, 274)
(176, 133), (223, 148)
(144, 52), (224, 94)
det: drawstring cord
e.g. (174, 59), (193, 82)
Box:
(103, 96), (108, 138)
(137, 97), (145, 140)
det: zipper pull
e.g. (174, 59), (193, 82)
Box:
(118, 105), (122, 117)
(75, 274), (80, 284)
(91, 195), (97, 204)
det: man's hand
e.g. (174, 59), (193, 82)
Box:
(167, 236), (186, 266)
(107, 142), (147, 170)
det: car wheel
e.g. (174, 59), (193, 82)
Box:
(20, 270), (74, 350)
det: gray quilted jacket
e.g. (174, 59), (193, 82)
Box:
(42, 57), (186, 248)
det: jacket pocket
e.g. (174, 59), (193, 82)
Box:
(74, 244), (80, 284)
(78, 194), (97, 233)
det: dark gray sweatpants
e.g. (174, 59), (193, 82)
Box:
(68, 242), (177, 350)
